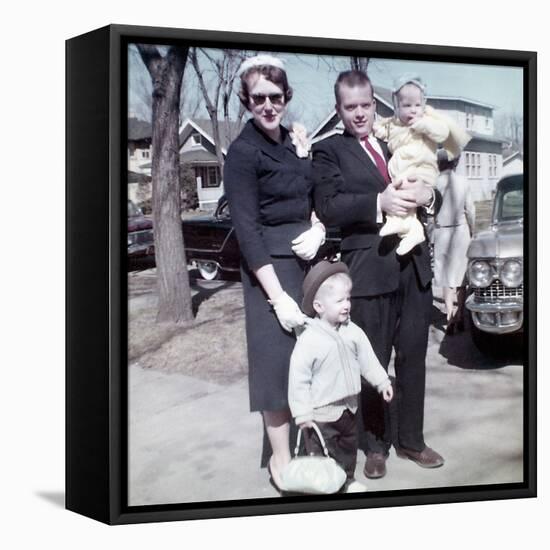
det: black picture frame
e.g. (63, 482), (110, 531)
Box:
(66, 23), (537, 525)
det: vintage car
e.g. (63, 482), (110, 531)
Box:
(181, 196), (340, 280)
(127, 199), (155, 267)
(465, 173), (523, 352)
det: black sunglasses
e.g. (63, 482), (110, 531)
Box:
(250, 93), (285, 106)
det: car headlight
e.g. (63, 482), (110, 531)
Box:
(500, 260), (523, 287)
(468, 260), (492, 287)
(128, 234), (135, 246)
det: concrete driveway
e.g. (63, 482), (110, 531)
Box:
(128, 280), (523, 506)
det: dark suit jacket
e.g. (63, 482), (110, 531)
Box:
(312, 131), (433, 297)
(224, 120), (312, 271)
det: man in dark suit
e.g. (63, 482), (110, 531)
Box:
(312, 70), (444, 479)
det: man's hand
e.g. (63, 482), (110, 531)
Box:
(396, 176), (433, 207)
(379, 183), (417, 216)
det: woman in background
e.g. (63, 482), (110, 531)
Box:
(433, 151), (475, 333)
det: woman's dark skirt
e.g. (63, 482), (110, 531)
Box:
(241, 255), (306, 412)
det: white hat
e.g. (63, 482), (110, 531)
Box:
(392, 74), (427, 95)
(391, 74), (426, 111)
(236, 54), (286, 77)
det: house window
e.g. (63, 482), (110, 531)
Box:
(465, 152), (481, 178)
(489, 155), (497, 178)
(207, 166), (219, 187)
(141, 150), (150, 159)
(195, 166), (221, 188)
(486, 117), (491, 129)
(191, 133), (202, 146)
(465, 106), (474, 130)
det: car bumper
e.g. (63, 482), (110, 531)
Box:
(465, 294), (523, 334)
(128, 243), (155, 258)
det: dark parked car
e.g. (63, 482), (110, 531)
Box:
(465, 173), (523, 353)
(181, 196), (340, 280)
(127, 199), (155, 267)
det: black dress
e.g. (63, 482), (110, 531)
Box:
(224, 119), (312, 412)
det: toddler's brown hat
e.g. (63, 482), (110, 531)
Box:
(301, 260), (350, 317)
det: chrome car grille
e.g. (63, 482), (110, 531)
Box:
(474, 279), (523, 302)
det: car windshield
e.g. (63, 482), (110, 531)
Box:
(128, 200), (141, 217)
(494, 176), (523, 223)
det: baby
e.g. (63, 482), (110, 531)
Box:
(374, 75), (470, 255)
(287, 261), (393, 493)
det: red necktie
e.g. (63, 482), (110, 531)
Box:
(363, 136), (390, 184)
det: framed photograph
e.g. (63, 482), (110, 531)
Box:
(66, 24), (536, 525)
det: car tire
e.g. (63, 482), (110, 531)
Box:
(197, 261), (220, 281)
(470, 320), (499, 355)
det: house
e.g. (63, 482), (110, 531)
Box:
(178, 118), (244, 210)
(128, 117), (153, 205)
(311, 88), (394, 142)
(127, 116), (245, 212)
(502, 150), (524, 177)
(427, 94), (506, 200)
(310, 87), (508, 201)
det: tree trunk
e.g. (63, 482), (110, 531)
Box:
(351, 57), (369, 73)
(137, 44), (193, 324)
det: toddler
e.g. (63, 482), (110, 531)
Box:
(287, 261), (393, 493)
(374, 74), (470, 255)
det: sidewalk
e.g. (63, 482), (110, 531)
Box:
(128, 284), (523, 505)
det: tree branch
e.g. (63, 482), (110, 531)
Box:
(190, 47), (217, 116)
(136, 44), (163, 78)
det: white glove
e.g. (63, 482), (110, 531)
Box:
(291, 224), (326, 261)
(269, 292), (306, 332)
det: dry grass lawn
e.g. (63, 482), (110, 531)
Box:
(128, 271), (248, 385)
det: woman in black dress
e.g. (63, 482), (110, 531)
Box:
(224, 55), (325, 490)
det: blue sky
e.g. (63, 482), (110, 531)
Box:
(129, 46), (523, 135)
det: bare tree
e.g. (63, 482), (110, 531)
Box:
(129, 46), (153, 120)
(137, 44), (194, 324)
(350, 56), (370, 73)
(189, 48), (251, 171)
(130, 44), (200, 124)
(495, 110), (524, 152)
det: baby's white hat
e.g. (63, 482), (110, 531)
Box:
(391, 74), (427, 111)
(392, 73), (427, 95)
(236, 54), (286, 77)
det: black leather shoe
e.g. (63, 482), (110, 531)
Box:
(395, 445), (444, 468)
(363, 452), (388, 479)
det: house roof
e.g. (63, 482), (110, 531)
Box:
(127, 116), (245, 151)
(179, 148), (219, 165)
(128, 170), (152, 183)
(128, 117), (152, 140)
(427, 95), (495, 110)
(179, 117), (245, 152)
(503, 151), (523, 164)
(468, 131), (508, 144)
(311, 86), (497, 142)
(310, 86), (394, 140)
